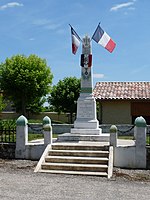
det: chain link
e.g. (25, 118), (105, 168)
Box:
(117, 125), (135, 134)
(27, 123), (43, 133)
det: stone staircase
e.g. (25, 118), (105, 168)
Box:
(35, 143), (113, 178)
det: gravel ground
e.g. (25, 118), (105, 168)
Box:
(0, 159), (150, 200)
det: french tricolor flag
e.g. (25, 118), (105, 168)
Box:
(92, 24), (116, 53)
(70, 26), (81, 55)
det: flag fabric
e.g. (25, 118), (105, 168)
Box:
(70, 26), (81, 55)
(80, 54), (92, 67)
(92, 24), (116, 53)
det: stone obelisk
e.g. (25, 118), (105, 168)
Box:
(71, 35), (101, 135)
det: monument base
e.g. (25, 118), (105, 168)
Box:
(74, 118), (100, 129)
(71, 128), (102, 135)
(56, 133), (110, 142)
(71, 94), (101, 136)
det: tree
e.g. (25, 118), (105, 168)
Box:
(0, 95), (6, 112)
(48, 77), (80, 123)
(0, 54), (53, 116)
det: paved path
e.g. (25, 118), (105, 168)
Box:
(0, 160), (150, 200)
(30, 139), (136, 147)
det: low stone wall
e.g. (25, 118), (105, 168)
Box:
(0, 112), (74, 124)
(15, 115), (53, 160)
(53, 124), (135, 135)
(28, 124), (136, 135)
(112, 117), (147, 169)
(0, 143), (16, 159)
(100, 124), (135, 135)
(52, 124), (73, 134)
(1, 143), (149, 168)
(28, 123), (73, 134)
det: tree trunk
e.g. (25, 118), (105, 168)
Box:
(21, 95), (27, 117)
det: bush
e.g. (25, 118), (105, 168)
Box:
(0, 119), (16, 129)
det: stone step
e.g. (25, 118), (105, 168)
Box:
(56, 133), (110, 142)
(41, 162), (108, 172)
(38, 169), (108, 177)
(34, 143), (113, 178)
(48, 150), (109, 157)
(45, 156), (109, 164)
(52, 144), (109, 151)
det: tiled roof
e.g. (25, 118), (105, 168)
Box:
(93, 82), (150, 100)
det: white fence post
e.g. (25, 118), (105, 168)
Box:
(15, 115), (28, 159)
(43, 116), (52, 146)
(110, 125), (118, 147)
(134, 116), (147, 168)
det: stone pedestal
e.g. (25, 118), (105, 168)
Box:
(71, 94), (101, 135)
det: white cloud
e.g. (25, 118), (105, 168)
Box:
(110, 1), (135, 12)
(0, 2), (24, 10)
(33, 19), (61, 30)
(33, 19), (50, 26)
(93, 74), (105, 79)
(29, 38), (35, 41)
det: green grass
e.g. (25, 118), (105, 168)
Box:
(52, 133), (59, 138)
(118, 135), (150, 145)
(28, 133), (43, 141)
(118, 136), (134, 140)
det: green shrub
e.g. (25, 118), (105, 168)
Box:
(0, 119), (16, 129)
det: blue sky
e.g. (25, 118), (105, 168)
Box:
(0, 0), (150, 86)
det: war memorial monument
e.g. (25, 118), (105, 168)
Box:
(57, 24), (116, 141)
(71, 35), (102, 136)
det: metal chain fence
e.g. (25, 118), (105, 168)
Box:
(27, 123), (43, 134)
(117, 125), (135, 135)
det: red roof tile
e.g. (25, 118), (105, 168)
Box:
(93, 82), (150, 100)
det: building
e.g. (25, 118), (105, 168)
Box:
(93, 82), (150, 124)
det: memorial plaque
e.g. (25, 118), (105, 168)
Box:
(78, 101), (94, 119)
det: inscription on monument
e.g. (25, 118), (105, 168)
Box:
(78, 101), (94, 118)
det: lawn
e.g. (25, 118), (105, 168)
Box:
(118, 135), (150, 145)
(28, 133), (59, 141)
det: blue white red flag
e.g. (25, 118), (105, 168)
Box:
(92, 24), (116, 53)
(70, 26), (81, 55)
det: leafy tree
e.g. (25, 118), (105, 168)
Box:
(48, 77), (80, 123)
(0, 54), (53, 116)
(0, 95), (6, 112)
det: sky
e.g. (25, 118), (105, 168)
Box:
(0, 0), (150, 87)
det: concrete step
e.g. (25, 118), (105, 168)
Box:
(34, 143), (113, 178)
(45, 156), (109, 164)
(48, 149), (109, 157)
(38, 169), (108, 177)
(41, 162), (108, 172)
(52, 144), (109, 151)
(56, 133), (110, 142)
